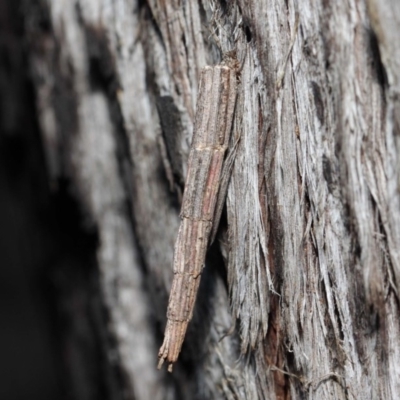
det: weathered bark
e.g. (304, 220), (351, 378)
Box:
(10, 0), (400, 399)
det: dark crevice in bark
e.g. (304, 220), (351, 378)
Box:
(1, 3), (60, 399)
(322, 154), (336, 195)
(45, 180), (115, 400)
(310, 81), (325, 126)
(187, 260), (221, 366)
(367, 27), (388, 89)
(156, 95), (186, 194)
(244, 23), (253, 43)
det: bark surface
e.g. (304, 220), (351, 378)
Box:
(11, 0), (400, 399)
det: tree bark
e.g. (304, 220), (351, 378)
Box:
(9, 0), (400, 399)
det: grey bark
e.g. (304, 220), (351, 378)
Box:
(20, 0), (400, 399)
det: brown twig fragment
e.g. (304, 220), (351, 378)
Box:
(158, 62), (238, 372)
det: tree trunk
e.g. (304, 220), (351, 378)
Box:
(3, 0), (400, 399)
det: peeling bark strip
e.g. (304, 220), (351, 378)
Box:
(158, 63), (237, 372)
